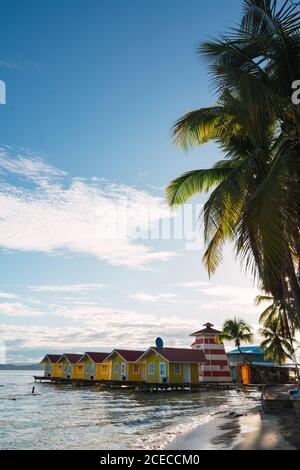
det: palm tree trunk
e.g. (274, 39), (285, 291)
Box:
(284, 326), (300, 385)
(292, 349), (300, 386)
(286, 255), (300, 328)
(282, 307), (300, 386)
(281, 279), (300, 385)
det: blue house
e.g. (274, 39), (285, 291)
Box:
(227, 346), (295, 384)
(228, 347), (273, 383)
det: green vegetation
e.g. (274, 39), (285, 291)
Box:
(257, 294), (299, 378)
(218, 318), (253, 353)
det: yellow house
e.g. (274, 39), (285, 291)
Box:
(137, 347), (207, 385)
(40, 354), (62, 378)
(77, 352), (111, 381)
(57, 354), (83, 379)
(104, 350), (145, 382)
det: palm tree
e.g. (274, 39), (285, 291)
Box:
(218, 317), (268, 384)
(257, 294), (300, 381)
(218, 318), (253, 353)
(259, 320), (296, 365)
(166, 0), (300, 325)
(256, 294), (298, 339)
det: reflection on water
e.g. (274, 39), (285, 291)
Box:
(0, 371), (259, 450)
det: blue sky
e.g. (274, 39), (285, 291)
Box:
(0, 0), (262, 363)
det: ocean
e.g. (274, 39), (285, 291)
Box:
(0, 370), (260, 450)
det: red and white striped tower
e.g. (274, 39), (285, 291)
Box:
(191, 323), (232, 383)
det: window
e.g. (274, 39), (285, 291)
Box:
(133, 364), (139, 374)
(121, 363), (126, 376)
(149, 363), (155, 375)
(78, 365), (83, 373)
(174, 363), (181, 375)
(102, 365), (107, 372)
(113, 363), (119, 374)
(68, 364), (72, 374)
(159, 362), (166, 377)
(91, 364), (95, 375)
(85, 365), (89, 374)
(58, 365), (62, 371)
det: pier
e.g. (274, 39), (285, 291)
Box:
(34, 375), (261, 392)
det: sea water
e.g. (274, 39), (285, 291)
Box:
(0, 370), (260, 450)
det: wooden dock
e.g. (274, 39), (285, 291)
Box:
(34, 376), (261, 392)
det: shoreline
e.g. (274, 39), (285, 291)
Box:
(166, 406), (300, 451)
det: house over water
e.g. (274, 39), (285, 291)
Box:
(77, 352), (111, 381)
(104, 349), (145, 382)
(227, 347), (297, 384)
(191, 323), (232, 383)
(40, 354), (62, 378)
(57, 354), (83, 379)
(137, 347), (207, 385)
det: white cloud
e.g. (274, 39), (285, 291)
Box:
(0, 307), (201, 362)
(195, 284), (257, 299)
(0, 58), (43, 71)
(0, 149), (177, 269)
(198, 284), (258, 314)
(174, 281), (210, 289)
(27, 283), (109, 293)
(129, 291), (179, 304)
(173, 280), (259, 316)
(0, 148), (66, 184)
(0, 290), (264, 362)
(0, 292), (17, 299)
(0, 302), (44, 318)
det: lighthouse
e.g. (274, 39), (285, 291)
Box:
(191, 323), (232, 383)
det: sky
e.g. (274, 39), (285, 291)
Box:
(0, 0), (265, 363)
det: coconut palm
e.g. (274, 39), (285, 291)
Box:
(256, 294), (298, 338)
(166, 0), (300, 324)
(218, 317), (269, 383)
(259, 320), (296, 364)
(218, 317), (254, 353)
(257, 293), (300, 380)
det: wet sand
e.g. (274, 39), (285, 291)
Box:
(167, 407), (300, 451)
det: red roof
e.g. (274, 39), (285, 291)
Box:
(109, 349), (145, 362)
(63, 354), (83, 364)
(190, 323), (221, 336)
(152, 348), (206, 363)
(41, 354), (62, 364)
(84, 352), (110, 363)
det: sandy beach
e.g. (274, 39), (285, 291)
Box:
(167, 406), (300, 451)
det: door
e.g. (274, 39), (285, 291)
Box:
(140, 363), (146, 381)
(241, 365), (250, 385)
(159, 362), (167, 383)
(121, 362), (127, 380)
(183, 364), (191, 383)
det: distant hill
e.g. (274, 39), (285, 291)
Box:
(0, 364), (43, 371)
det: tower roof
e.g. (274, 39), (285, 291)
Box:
(190, 322), (221, 336)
